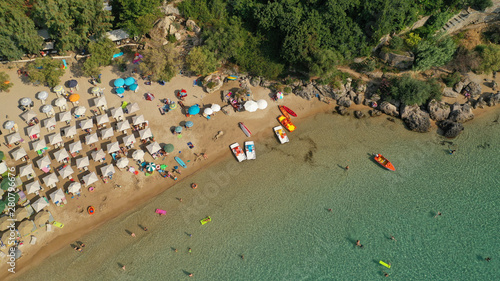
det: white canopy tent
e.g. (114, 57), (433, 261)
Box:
(42, 173), (59, 188)
(146, 142), (161, 155)
(107, 141), (120, 154)
(139, 128), (152, 140)
(100, 164), (116, 177)
(100, 127), (114, 140)
(53, 148), (69, 162)
(12, 147), (27, 161)
(19, 164), (35, 178)
(32, 197), (49, 212)
(75, 156), (90, 169)
(25, 180), (42, 195)
(82, 172), (98, 186)
(68, 140), (82, 153)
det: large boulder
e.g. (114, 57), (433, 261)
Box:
(486, 92), (500, 106)
(354, 111), (366, 119)
(154, 16), (175, 37)
(442, 87), (458, 98)
(448, 102), (474, 123)
(354, 94), (364, 105)
(259, 78), (271, 88)
(250, 76), (261, 87)
(337, 96), (352, 108)
(438, 120), (464, 138)
(464, 82), (482, 97)
(453, 81), (464, 93)
(186, 20), (201, 34)
(379, 101), (399, 117)
(400, 104), (431, 133)
(427, 100), (450, 121)
(379, 51), (414, 69)
(295, 83), (317, 100)
(335, 106), (348, 116)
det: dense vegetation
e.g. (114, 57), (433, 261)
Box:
(387, 75), (442, 105)
(0, 72), (13, 92)
(26, 57), (65, 87)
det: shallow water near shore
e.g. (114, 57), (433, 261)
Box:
(14, 109), (500, 281)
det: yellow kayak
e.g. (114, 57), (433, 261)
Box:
(52, 221), (64, 228)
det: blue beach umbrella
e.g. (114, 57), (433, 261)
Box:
(188, 105), (200, 115)
(129, 84), (138, 91)
(68, 80), (78, 88)
(114, 78), (125, 87)
(125, 77), (135, 86)
(185, 121), (193, 128)
(175, 126), (183, 133)
(116, 87), (125, 94)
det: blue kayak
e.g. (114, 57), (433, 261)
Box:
(175, 156), (187, 168)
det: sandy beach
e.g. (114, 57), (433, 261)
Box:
(0, 60), (331, 278)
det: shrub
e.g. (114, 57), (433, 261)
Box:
(284, 86), (292, 93)
(206, 81), (216, 88)
(442, 72), (461, 87)
(0, 72), (13, 92)
(389, 36), (404, 50)
(476, 44), (500, 74)
(388, 75), (442, 105)
(406, 33), (422, 47)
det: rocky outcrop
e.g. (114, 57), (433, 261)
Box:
(438, 120), (464, 138)
(448, 102), (474, 122)
(442, 87), (458, 98)
(463, 81), (482, 97)
(486, 92), (500, 106)
(427, 100), (451, 121)
(259, 78), (271, 88)
(354, 94), (364, 105)
(354, 111), (366, 118)
(186, 20), (201, 34)
(337, 96), (352, 108)
(379, 101), (399, 117)
(335, 106), (348, 116)
(203, 75), (223, 93)
(369, 109), (382, 117)
(295, 83), (317, 100)
(453, 81), (464, 93)
(250, 76), (261, 87)
(400, 104), (431, 133)
(379, 51), (414, 69)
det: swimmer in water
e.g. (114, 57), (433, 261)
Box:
(434, 212), (442, 218)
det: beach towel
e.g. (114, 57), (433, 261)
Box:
(187, 142), (194, 149)
(121, 102), (129, 109)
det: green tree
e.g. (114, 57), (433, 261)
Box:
(0, 1), (43, 60)
(470, 0), (493, 10)
(308, 49), (343, 78)
(140, 42), (179, 81)
(82, 38), (117, 77)
(185, 46), (220, 76)
(112, 0), (162, 37)
(389, 75), (442, 105)
(0, 72), (13, 92)
(203, 17), (245, 61)
(476, 44), (500, 74)
(27, 57), (65, 88)
(413, 35), (457, 71)
(34, 0), (113, 52)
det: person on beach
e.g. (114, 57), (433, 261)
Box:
(356, 240), (363, 248)
(450, 149), (456, 155)
(179, 198), (183, 202)
(189, 273), (193, 277)
(241, 255), (244, 260)
(174, 249), (178, 252)
(191, 183), (198, 189)
(203, 153), (208, 160)
(188, 248), (192, 253)
(434, 212), (442, 218)
(345, 165), (349, 171)
(80, 242), (86, 248)
(328, 209), (332, 212)
(131, 233), (136, 237)
(74, 246), (82, 252)
(390, 236), (396, 242)
(122, 265), (126, 271)
(384, 272), (389, 277)
(143, 227), (148, 231)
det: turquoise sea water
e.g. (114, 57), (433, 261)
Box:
(14, 110), (500, 281)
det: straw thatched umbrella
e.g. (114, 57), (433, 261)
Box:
(96, 114), (109, 125)
(110, 107), (124, 120)
(34, 211), (50, 227)
(0, 216), (12, 231)
(25, 180), (42, 195)
(68, 182), (81, 194)
(82, 172), (98, 186)
(132, 115), (145, 125)
(85, 133), (99, 145)
(14, 207), (30, 220)
(116, 120), (130, 132)
(146, 142), (161, 155)
(47, 133), (63, 146)
(79, 118), (93, 130)
(58, 165), (74, 179)
(58, 111), (72, 123)
(107, 141), (120, 154)
(43, 116), (57, 131)
(62, 125), (77, 138)
(100, 164), (116, 177)
(53, 148), (69, 162)
(100, 127), (114, 140)
(122, 134), (135, 147)
(21, 110), (37, 122)
(91, 149), (106, 161)
(12, 147), (27, 161)
(116, 157), (129, 169)
(68, 140), (82, 154)
(19, 164), (35, 178)
(75, 156), (90, 169)
(126, 102), (139, 114)
(36, 155), (51, 169)
(42, 173), (59, 188)
(17, 220), (36, 237)
(132, 150), (145, 161)
(32, 197), (49, 212)
(6, 132), (21, 144)
(49, 188), (66, 204)
(139, 128), (152, 140)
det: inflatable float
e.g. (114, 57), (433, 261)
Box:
(52, 221), (64, 228)
(379, 260), (391, 268)
(200, 216), (211, 225)
(155, 209), (167, 215)
(88, 206), (95, 215)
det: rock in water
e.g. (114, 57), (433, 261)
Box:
(438, 120), (464, 138)
(400, 104), (431, 133)
(448, 102), (474, 123)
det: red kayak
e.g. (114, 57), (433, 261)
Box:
(374, 154), (395, 171)
(278, 106), (291, 120)
(239, 122), (252, 137)
(282, 105), (297, 117)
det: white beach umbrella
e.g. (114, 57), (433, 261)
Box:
(58, 165), (74, 179)
(58, 111), (72, 123)
(110, 107), (124, 119)
(96, 114), (109, 125)
(211, 104), (221, 112)
(19, 164), (35, 178)
(53, 85), (64, 95)
(85, 133), (99, 145)
(257, 99), (268, 110)
(82, 172), (98, 186)
(32, 197), (49, 212)
(107, 141), (120, 154)
(79, 118), (93, 130)
(32, 139), (47, 151)
(49, 188), (65, 204)
(93, 96), (107, 107)
(126, 102), (139, 114)
(91, 87), (101, 95)
(116, 157), (129, 169)
(244, 100), (259, 112)
(68, 182), (82, 194)
(100, 164), (116, 177)
(21, 110), (37, 122)
(74, 106), (86, 116)
(132, 115), (145, 126)
(75, 156), (90, 169)
(132, 149), (145, 161)
(139, 128), (152, 140)
(12, 147), (27, 161)
(116, 120), (130, 132)
(36, 155), (51, 169)
(91, 149), (106, 161)
(37, 91), (49, 104)
(3, 120), (15, 130)
(146, 142), (161, 155)
(41, 104), (53, 113)
(42, 173), (59, 187)
(122, 134), (135, 147)
(100, 127), (114, 139)
(47, 133), (63, 145)
(204, 108), (213, 115)
(54, 97), (67, 107)
(26, 124), (41, 136)
(20, 97), (32, 106)
(43, 117), (57, 130)
(25, 180), (42, 195)
(68, 140), (82, 153)
(6, 132), (21, 144)
(62, 125), (77, 138)
(53, 148), (69, 162)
